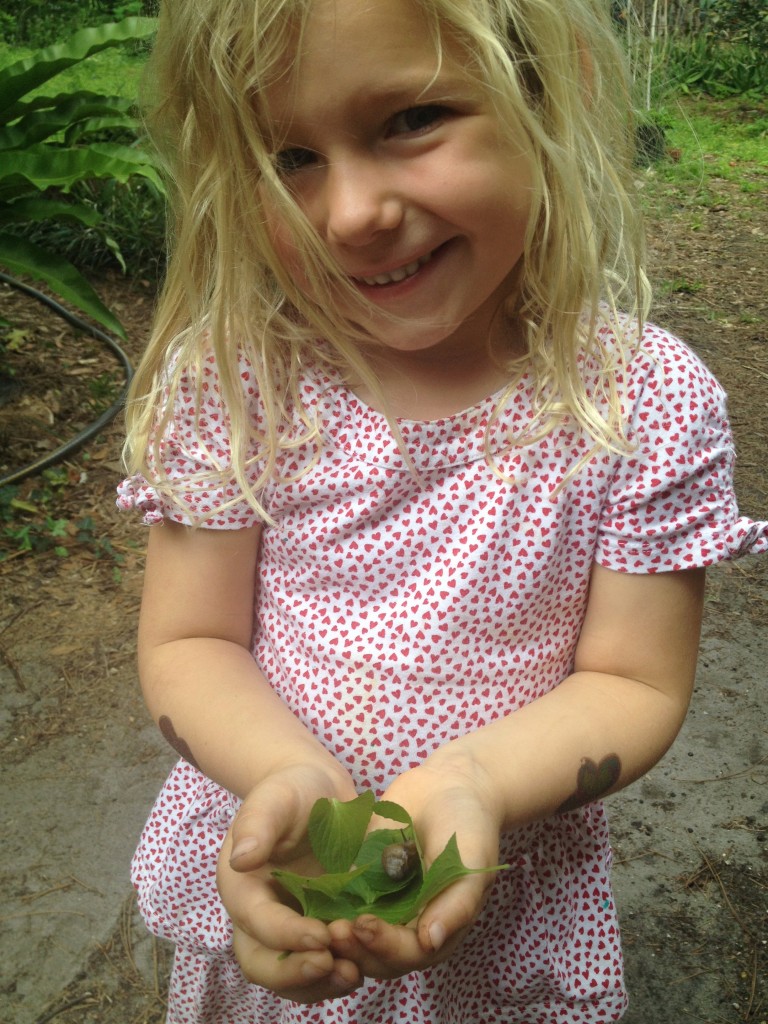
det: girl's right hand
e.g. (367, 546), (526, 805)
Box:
(216, 763), (362, 1002)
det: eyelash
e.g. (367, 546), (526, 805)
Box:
(388, 103), (449, 136)
(273, 104), (450, 176)
(274, 147), (316, 176)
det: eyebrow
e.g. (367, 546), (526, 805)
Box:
(354, 70), (478, 107)
(269, 69), (479, 134)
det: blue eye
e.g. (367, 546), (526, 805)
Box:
(274, 147), (316, 175)
(389, 104), (448, 136)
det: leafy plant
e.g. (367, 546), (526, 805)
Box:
(272, 791), (508, 925)
(666, 36), (768, 95)
(701, 0), (768, 52)
(0, 17), (161, 339)
(1, 1), (156, 48)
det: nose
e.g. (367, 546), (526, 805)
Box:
(322, 156), (403, 247)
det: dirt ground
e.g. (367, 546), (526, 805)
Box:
(1, 150), (766, 1022)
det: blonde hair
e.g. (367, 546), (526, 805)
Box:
(124, 0), (650, 518)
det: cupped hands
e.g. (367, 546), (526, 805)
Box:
(217, 751), (504, 999)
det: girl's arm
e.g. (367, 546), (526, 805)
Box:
(138, 521), (361, 999)
(138, 520), (352, 800)
(441, 563), (706, 826)
(329, 564), (705, 975)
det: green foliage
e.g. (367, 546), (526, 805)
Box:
(666, 37), (768, 95)
(0, 469), (126, 562)
(618, 1), (768, 113)
(272, 792), (508, 925)
(701, 0), (768, 51)
(0, 18), (160, 339)
(681, 0), (766, 96)
(1, 1), (157, 48)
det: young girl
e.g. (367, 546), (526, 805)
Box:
(118, 0), (767, 1021)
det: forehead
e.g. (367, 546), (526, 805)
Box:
(264, 0), (470, 128)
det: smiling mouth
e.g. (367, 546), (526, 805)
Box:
(353, 250), (434, 287)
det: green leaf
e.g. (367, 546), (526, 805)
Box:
(0, 93), (134, 150)
(0, 19), (157, 115)
(308, 791), (375, 873)
(354, 880), (424, 925)
(0, 144), (162, 195)
(413, 834), (502, 911)
(0, 196), (102, 227)
(272, 863), (371, 910)
(297, 889), (368, 923)
(10, 498), (38, 514)
(64, 115), (138, 145)
(373, 800), (414, 828)
(0, 232), (125, 338)
(272, 793), (509, 926)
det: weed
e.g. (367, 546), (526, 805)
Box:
(0, 468), (125, 564)
(1, 1), (155, 48)
(659, 278), (705, 296)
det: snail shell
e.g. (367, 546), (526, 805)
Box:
(381, 839), (419, 881)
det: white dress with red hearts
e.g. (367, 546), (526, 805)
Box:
(118, 321), (767, 1024)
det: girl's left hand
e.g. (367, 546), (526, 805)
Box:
(328, 753), (504, 979)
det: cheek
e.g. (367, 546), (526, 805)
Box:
(262, 202), (314, 294)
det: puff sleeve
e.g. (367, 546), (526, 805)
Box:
(117, 349), (266, 528)
(595, 327), (767, 572)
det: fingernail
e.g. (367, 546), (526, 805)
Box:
(428, 921), (446, 952)
(301, 960), (328, 982)
(353, 919), (377, 942)
(230, 837), (259, 863)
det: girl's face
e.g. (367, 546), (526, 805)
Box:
(264, 0), (535, 367)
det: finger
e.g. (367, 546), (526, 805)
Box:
(416, 869), (492, 954)
(410, 796), (499, 953)
(329, 917), (427, 980)
(353, 916), (422, 962)
(238, 886), (332, 952)
(232, 932), (361, 1003)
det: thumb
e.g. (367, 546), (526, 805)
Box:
(415, 862), (493, 954)
(413, 815), (500, 954)
(228, 776), (311, 872)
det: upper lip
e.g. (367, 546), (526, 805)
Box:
(349, 248), (435, 286)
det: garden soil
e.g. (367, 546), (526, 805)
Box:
(1, 155), (766, 1022)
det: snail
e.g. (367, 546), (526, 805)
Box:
(380, 839), (419, 881)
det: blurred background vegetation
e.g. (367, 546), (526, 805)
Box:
(0, 1), (157, 47)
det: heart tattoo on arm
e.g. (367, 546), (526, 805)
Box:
(159, 715), (201, 771)
(556, 754), (621, 814)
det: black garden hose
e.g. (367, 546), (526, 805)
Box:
(0, 269), (134, 488)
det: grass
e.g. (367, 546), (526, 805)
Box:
(659, 97), (768, 178)
(636, 95), (768, 217)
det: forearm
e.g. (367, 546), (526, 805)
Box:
(140, 637), (347, 800)
(430, 668), (692, 832)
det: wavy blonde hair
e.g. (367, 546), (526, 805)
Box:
(124, 0), (651, 517)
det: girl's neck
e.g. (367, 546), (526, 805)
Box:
(352, 317), (527, 421)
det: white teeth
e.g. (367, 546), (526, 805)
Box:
(357, 250), (433, 287)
